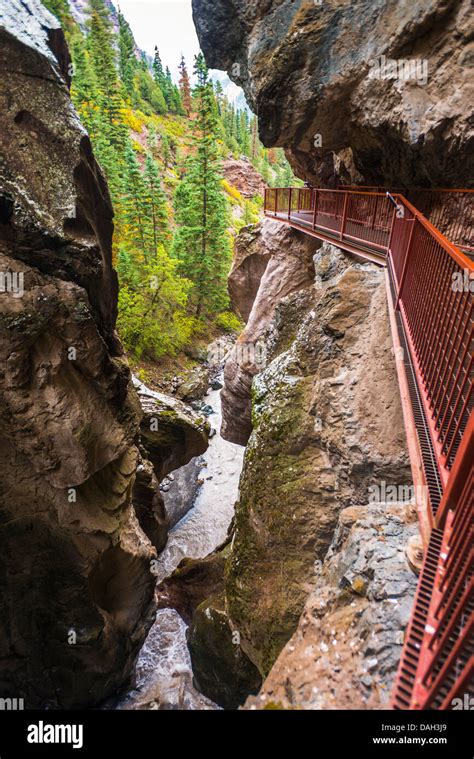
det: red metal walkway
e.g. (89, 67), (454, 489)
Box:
(264, 186), (473, 710)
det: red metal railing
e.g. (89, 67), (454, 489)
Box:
(389, 196), (473, 487)
(265, 187), (394, 258)
(340, 186), (474, 253)
(264, 186), (473, 710)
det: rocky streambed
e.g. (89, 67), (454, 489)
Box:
(117, 376), (244, 710)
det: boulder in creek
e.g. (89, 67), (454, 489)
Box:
(133, 378), (211, 543)
(135, 378), (210, 483)
(175, 365), (211, 402)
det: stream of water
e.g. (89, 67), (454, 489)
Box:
(117, 379), (244, 710)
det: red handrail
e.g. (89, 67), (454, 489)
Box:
(264, 186), (473, 710)
(340, 186), (473, 252)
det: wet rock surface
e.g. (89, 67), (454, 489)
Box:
(175, 365), (211, 402)
(136, 378), (210, 483)
(192, 0), (473, 187)
(157, 550), (228, 625)
(188, 592), (262, 710)
(119, 380), (245, 710)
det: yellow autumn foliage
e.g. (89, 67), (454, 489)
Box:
(222, 179), (243, 205)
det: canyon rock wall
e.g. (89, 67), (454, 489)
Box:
(225, 241), (413, 677)
(192, 0), (473, 187)
(0, 0), (208, 708)
(187, 232), (416, 707)
(245, 501), (419, 710)
(223, 157), (266, 199)
(221, 219), (319, 445)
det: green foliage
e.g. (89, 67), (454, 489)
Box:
(215, 311), (243, 333)
(41, 0), (73, 27)
(117, 250), (196, 360)
(117, 10), (136, 97)
(172, 54), (232, 317)
(50, 0), (297, 363)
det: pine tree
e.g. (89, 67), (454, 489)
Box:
(117, 10), (136, 97)
(161, 66), (173, 109)
(122, 144), (148, 259)
(172, 53), (231, 317)
(178, 55), (192, 116)
(237, 109), (250, 155)
(214, 80), (224, 115)
(251, 116), (260, 162)
(70, 34), (97, 130)
(144, 155), (170, 251)
(153, 46), (165, 87)
(171, 84), (185, 115)
(86, 0), (127, 152)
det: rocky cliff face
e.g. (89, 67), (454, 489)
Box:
(192, 0), (473, 187)
(221, 220), (319, 445)
(227, 240), (412, 675)
(0, 0), (208, 709)
(245, 501), (419, 710)
(223, 157), (266, 199)
(186, 231), (416, 707)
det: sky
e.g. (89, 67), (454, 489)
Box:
(111, 0), (202, 80)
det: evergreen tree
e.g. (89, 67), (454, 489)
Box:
(214, 80), (224, 115)
(70, 34), (97, 130)
(251, 116), (260, 161)
(172, 53), (231, 317)
(178, 55), (193, 116)
(162, 66), (173, 110)
(144, 155), (170, 250)
(153, 46), (165, 87)
(117, 10), (136, 97)
(171, 84), (185, 115)
(122, 144), (148, 259)
(86, 0), (127, 152)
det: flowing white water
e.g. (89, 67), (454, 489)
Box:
(118, 378), (244, 710)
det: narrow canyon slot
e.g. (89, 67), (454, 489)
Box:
(0, 0), (471, 744)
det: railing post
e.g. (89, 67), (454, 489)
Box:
(396, 217), (416, 310)
(288, 188), (292, 220)
(340, 192), (349, 240)
(312, 189), (318, 231)
(297, 188), (301, 214)
(387, 204), (398, 254)
(371, 195), (379, 229)
(274, 188), (278, 217)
